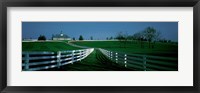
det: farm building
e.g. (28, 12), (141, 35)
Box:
(52, 31), (71, 40)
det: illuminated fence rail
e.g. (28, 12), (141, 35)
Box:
(22, 48), (94, 71)
(99, 48), (178, 71)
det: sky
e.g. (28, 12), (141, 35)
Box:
(22, 22), (178, 41)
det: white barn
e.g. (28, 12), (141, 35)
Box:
(52, 31), (71, 40)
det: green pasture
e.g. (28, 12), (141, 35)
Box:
(71, 41), (178, 57)
(22, 41), (178, 71)
(22, 41), (82, 52)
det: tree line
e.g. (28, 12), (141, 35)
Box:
(36, 26), (175, 48)
(115, 26), (174, 48)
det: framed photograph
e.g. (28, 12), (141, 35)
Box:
(0, 0), (199, 93)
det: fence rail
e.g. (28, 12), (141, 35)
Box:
(99, 48), (178, 71)
(22, 48), (94, 71)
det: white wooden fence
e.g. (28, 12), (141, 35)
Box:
(22, 48), (94, 71)
(99, 48), (178, 71)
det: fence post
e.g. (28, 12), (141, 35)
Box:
(110, 52), (112, 60)
(24, 52), (29, 71)
(57, 51), (61, 68)
(143, 55), (147, 71)
(115, 52), (118, 63)
(106, 50), (108, 57)
(124, 54), (127, 68)
(109, 51), (111, 59)
(87, 49), (90, 56)
(83, 50), (86, 59)
(85, 49), (87, 57)
(79, 50), (82, 61)
(71, 50), (75, 64)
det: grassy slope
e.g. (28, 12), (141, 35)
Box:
(72, 41), (178, 57)
(22, 42), (82, 52)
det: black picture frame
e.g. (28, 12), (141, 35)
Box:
(0, 0), (199, 93)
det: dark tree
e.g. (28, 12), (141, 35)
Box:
(52, 34), (54, 40)
(168, 40), (171, 43)
(79, 35), (84, 40)
(106, 37), (109, 40)
(133, 32), (144, 48)
(38, 35), (46, 41)
(115, 32), (128, 48)
(90, 36), (93, 40)
(73, 37), (75, 40)
(109, 36), (113, 40)
(143, 27), (160, 48)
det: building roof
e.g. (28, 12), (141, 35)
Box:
(52, 31), (70, 38)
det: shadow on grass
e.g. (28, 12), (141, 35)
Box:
(41, 49), (132, 71)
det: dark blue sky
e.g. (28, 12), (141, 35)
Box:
(22, 22), (178, 41)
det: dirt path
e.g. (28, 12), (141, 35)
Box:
(67, 41), (90, 48)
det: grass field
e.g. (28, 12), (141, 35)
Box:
(71, 41), (178, 57)
(22, 40), (178, 71)
(22, 41), (82, 52)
